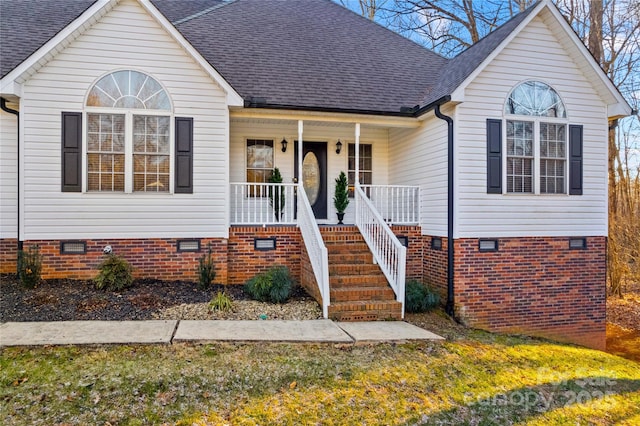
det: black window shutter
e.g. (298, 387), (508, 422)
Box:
(61, 112), (82, 192)
(486, 118), (502, 194)
(569, 124), (583, 195)
(175, 117), (193, 194)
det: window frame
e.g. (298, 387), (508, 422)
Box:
(503, 81), (568, 195)
(245, 138), (275, 185)
(347, 142), (373, 197)
(83, 107), (174, 194)
(503, 115), (568, 195)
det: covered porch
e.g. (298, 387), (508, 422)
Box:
(227, 112), (425, 320)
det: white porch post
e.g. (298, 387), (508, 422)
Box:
(354, 123), (361, 218)
(298, 120), (304, 179)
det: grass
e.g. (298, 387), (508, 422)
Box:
(1, 331), (639, 425)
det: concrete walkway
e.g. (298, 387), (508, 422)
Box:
(0, 320), (443, 347)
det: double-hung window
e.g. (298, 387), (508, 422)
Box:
(85, 70), (172, 193)
(246, 139), (274, 197)
(504, 81), (567, 194)
(347, 143), (372, 197)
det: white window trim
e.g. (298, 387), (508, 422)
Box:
(244, 137), (276, 183)
(83, 108), (174, 194)
(502, 115), (568, 195)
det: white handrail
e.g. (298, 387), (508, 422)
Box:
(230, 182), (297, 225)
(355, 185), (406, 317)
(360, 184), (420, 225)
(297, 187), (330, 318)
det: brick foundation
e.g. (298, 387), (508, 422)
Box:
(227, 226), (301, 285)
(390, 225), (423, 282)
(7, 238), (229, 282)
(454, 236), (606, 350)
(1, 238), (18, 274)
(423, 235), (448, 299)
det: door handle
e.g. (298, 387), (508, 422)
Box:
(292, 177), (298, 183)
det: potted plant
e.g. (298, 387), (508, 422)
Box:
(268, 167), (285, 221)
(334, 171), (349, 224)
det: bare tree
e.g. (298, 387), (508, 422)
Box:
(339, 0), (389, 20)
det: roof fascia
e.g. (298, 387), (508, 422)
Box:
(138, 0), (243, 106)
(449, 0), (631, 118)
(0, 0), (115, 96)
(230, 107), (421, 128)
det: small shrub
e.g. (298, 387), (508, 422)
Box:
(405, 280), (440, 313)
(209, 291), (233, 312)
(198, 246), (216, 289)
(18, 245), (42, 288)
(94, 254), (133, 291)
(244, 265), (293, 303)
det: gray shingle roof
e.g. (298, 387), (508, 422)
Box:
(0, 0), (97, 79)
(0, 0), (537, 115)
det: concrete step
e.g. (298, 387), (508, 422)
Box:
(328, 300), (403, 321)
(330, 286), (396, 302)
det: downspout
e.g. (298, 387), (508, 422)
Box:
(0, 98), (23, 263)
(434, 104), (455, 317)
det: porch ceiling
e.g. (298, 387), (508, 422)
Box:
(229, 108), (421, 129)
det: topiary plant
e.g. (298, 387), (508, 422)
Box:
(268, 167), (285, 221)
(94, 253), (133, 291)
(405, 280), (440, 313)
(333, 171), (349, 214)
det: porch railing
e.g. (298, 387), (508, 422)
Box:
(355, 185), (406, 317)
(230, 182), (297, 225)
(297, 186), (330, 318)
(360, 185), (420, 225)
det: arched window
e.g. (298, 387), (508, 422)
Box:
(505, 81), (566, 118)
(85, 70), (172, 193)
(503, 81), (568, 194)
(87, 70), (171, 110)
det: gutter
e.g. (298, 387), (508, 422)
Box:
(0, 98), (22, 260)
(433, 103), (455, 318)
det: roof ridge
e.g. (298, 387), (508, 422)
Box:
(172, 0), (236, 25)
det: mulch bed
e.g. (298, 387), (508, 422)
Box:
(0, 274), (311, 322)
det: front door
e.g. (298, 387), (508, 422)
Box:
(295, 142), (327, 219)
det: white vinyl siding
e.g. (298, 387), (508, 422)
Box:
(0, 106), (19, 238)
(19, 0), (230, 240)
(388, 109), (450, 236)
(229, 119), (389, 224)
(455, 16), (608, 238)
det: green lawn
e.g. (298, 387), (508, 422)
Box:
(1, 329), (638, 425)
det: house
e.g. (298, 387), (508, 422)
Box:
(0, 0), (631, 350)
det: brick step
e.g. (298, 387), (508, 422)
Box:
(329, 263), (382, 276)
(330, 274), (388, 287)
(330, 286), (396, 302)
(325, 245), (370, 255)
(328, 300), (402, 321)
(328, 252), (373, 264)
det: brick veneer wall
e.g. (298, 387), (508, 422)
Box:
(390, 225), (423, 282)
(14, 238), (228, 282)
(454, 236), (606, 350)
(227, 226), (301, 285)
(0, 238), (18, 274)
(422, 235), (448, 299)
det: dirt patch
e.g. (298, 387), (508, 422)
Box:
(606, 280), (640, 362)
